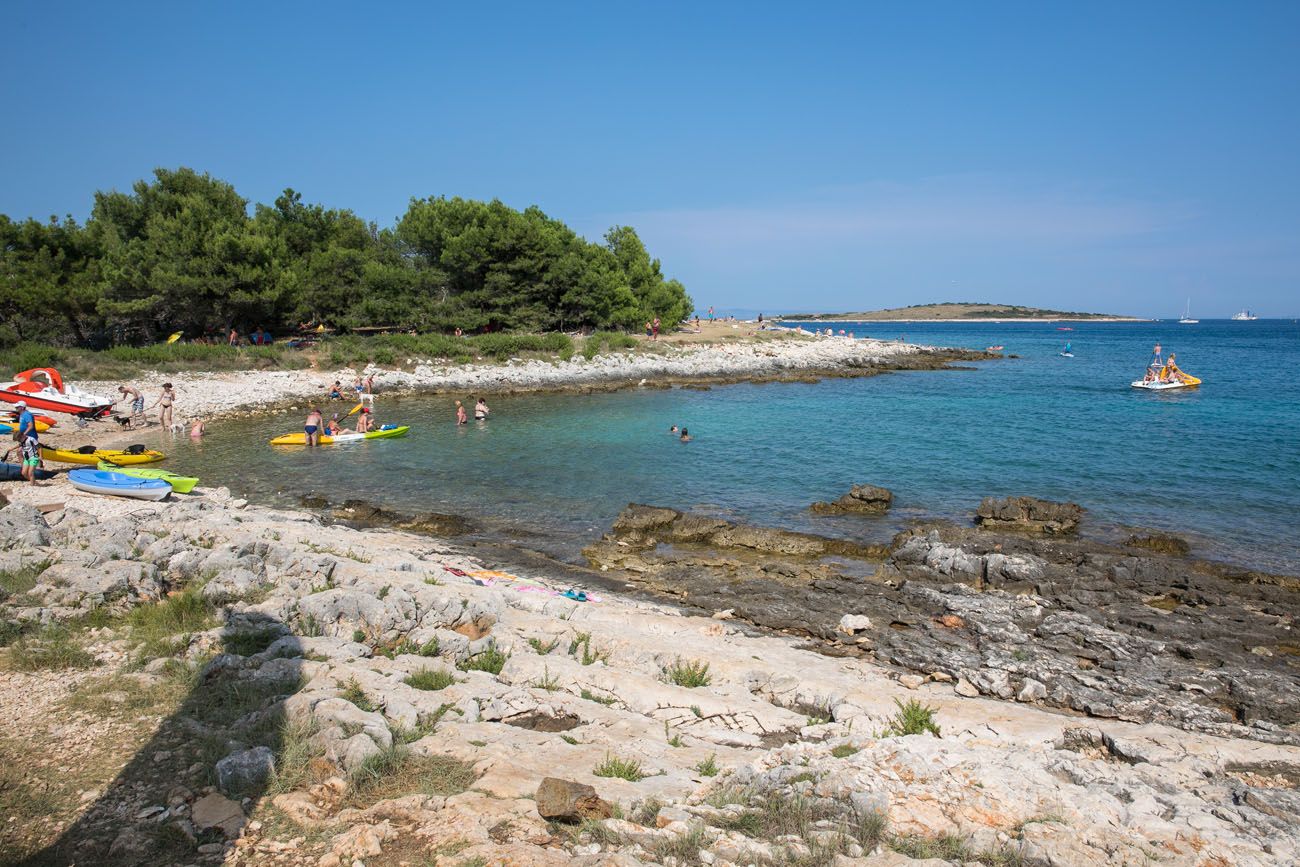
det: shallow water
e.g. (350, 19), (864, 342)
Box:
(156, 319), (1300, 572)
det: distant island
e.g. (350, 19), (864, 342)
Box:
(779, 302), (1143, 322)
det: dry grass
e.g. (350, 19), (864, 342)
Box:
(346, 746), (477, 807)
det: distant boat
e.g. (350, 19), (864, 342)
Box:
(1178, 299), (1198, 324)
(1231, 309), (1258, 321)
(1056, 327), (1074, 331)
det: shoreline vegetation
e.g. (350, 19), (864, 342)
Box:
(779, 302), (1144, 321)
(1, 166), (692, 352)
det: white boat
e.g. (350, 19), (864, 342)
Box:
(1131, 379), (1194, 391)
(1231, 309), (1258, 321)
(0, 368), (114, 417)
(1178, 299), (1198, 324)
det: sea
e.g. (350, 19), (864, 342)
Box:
(159, 319), (1300, 573)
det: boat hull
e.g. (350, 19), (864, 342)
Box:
(270, 425), (410, 445)
(68, 469), (171, 501)
(1131, 380), (1199, 390)
(41, 447), (166, 465)
(97, 461), (198, 493)
(0, 462), (56, 481)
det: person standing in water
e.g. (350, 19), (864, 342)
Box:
(150, 382), (176, 429)
(189, 419), (205, 438)
(304, 408), (323, 446)
(455, 400), (468, 425)
(474, 397), (490, 420)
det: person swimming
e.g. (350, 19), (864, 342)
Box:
(669, 425), (679, 435)
(189, 418), (205, 438)
(679, 427), (691, 442)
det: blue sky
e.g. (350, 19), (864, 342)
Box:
(3, 2), (1297, 317)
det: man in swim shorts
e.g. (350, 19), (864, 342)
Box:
(304, 408), (323, 446)
(118, 385), (144, 421)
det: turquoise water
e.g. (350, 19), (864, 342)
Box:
(160, 320), (1300, 572)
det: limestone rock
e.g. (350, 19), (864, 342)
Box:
(975, 496), (1083, 535)
(811, 483), (893, 515)
(535, 777), (613, 822)
(837, 614), (873, 635)
(192, 792), (245, 837)
(216, 745), (275, 797)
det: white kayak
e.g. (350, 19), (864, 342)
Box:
(68, 468), (172, 501)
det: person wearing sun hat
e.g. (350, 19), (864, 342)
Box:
(13, 401), (42, 483)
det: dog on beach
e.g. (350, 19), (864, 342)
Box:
(110, 414), (134, 429)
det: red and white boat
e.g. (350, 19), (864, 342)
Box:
(0, 368), (114, 418)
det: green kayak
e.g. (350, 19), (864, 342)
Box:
(97, 461), (199, 493)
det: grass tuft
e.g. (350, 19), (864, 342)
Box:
(695, 753), (720, 777)
(664, 657), (712, 688)
(593, 753), (646, 782)
(8, 625), (97, 671)
(339, 677), (379, 712)
(346, 745), (476, 806)
(404, 667), (456, 691)
(457, 645), (509, 675)
(882, 697), (941, 737)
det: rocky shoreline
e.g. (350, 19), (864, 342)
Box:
(69, 333), (992, 425)
(2, 477), (1299, 866)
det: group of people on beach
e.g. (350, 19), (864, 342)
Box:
(114, 383), (204, 437)
(328, 374), (376, 402)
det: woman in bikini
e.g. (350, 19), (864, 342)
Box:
(151, 383), (176, 429)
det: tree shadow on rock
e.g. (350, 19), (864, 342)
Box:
(11, 612), (305, 867)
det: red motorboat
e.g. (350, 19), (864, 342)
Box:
(0, 368), (114, 417)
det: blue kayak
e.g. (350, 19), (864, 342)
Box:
(68, 469), (171, 501)
(0, 462), (55, 481)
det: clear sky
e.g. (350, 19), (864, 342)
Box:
(3, 1), (1298, 317)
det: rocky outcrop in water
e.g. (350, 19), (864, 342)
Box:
(586, 502), (1300, 746)
(974, 495), (1083, 534)
(810, 483), (894, 515)
(2, 486), (1298, 866)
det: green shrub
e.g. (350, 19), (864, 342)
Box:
(457, 645), (509, 675)
(883, 697), (941, 737)
(403, 668), (456, 691)
(664, 658), (712, 688)
(695, 754), (720, 776)
(831, 744), (860, 758)
(593, 753), (646, 781)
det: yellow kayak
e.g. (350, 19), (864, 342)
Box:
(41, 446), (166, 466)
(270, 425), (410, 446)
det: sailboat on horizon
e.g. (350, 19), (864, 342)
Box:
(1178, 299), (1198, 324)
